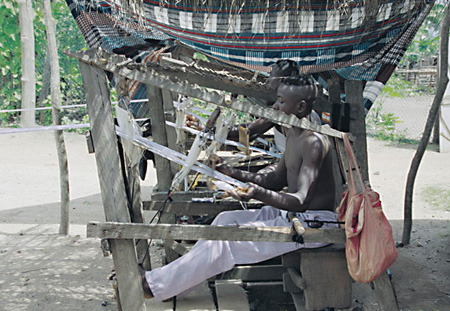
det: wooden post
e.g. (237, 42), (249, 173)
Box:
(373, 271), (399, 311)
(146, 85), (179, 263)
(345, 80), (369, 183)
(147, 84), (173, 192)
(161, 89), (180, 177)
(328, 79), (341, 130)
(116, 77), (152, 270)
(79, 63), (145, 311)
(327, 79), (346, 206)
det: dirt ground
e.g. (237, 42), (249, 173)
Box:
(0, 131), (449, 311)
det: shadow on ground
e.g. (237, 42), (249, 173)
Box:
(0, 194), (105, 226)
(0, 225), (117, 311)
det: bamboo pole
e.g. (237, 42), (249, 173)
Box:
(43, 0), (70, 235)
(18, 0), (36, 127)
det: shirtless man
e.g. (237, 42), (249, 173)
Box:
(226, 59), (303, 145)
(140, 74), (336, 301)
(186, 59), (321, 151)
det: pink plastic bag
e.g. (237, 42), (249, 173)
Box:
(336, 134), (398, 283)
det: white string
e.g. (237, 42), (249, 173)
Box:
(0, 123), (90, 135)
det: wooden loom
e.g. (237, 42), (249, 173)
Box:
(67, 46), (399, 311)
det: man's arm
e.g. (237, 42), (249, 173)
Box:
(227, 119), (274, 142)
(217, 156), (287, 191)
(227, 136), (325, 213)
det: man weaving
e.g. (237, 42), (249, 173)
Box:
(140, 73), (337, 301)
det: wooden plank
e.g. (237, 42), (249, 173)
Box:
(151, 191), (214, 201)
(117, 77), (152, 270)
(345, 80), (369, 182)
(219, 265), (286, 282)
(147, 84), (173, 191)
(67, 49), (349, 140)
(164, 239), (190, 256)
(215, 280), (249, 311)
(312, 95), (331, 117)
(79, 63), (145, 310)
(128, 163), (151, 269)
(328, 78), (342, 131)
(283, 272), (303, 293)
(161, 89), (180, 177)
(300, 251), (352, 310)
(143, 200), (263, 216)
(86, 221), (346, 243)
(175, 281), (216, 311)
(373, 271), (400, 311)
(286, 268), (306, 290)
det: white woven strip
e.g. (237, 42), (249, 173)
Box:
(165, 121), (282, 159)
(0, 123), (90, 135)
(115, 126), (244, 188)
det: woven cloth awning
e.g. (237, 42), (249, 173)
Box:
(66, 0), (434, 110)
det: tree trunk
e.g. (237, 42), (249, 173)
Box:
(43, 0), (70, 235)
(38, 46), (51, 124)
(402, 5), (450, 245)
(18, 0), (36, 127)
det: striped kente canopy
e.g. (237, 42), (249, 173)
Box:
(66, 0), (434, 111)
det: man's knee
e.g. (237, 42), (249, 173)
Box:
(211, 211), (236, 225)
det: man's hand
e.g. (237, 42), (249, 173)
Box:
(209, 155), (233, 176)
(227, 183), (258, 202)
(186, 115), (203, 131)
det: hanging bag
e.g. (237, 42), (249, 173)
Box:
(336, 134), (398, 283)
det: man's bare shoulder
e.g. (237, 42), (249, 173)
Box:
(299, 132), (330, 159)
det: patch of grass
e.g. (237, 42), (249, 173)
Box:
(439, 231), (449, 239)
(422, 186), (450, 212)
(366, 103), (412, 144)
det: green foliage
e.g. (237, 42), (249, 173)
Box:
(382, 74), (434, 97)
(366, 101), (414, 143)
(0, 1), (87, 127)
(193, 52), (209, 62)
(383, 2), (447, 99)
(0, 3), (22, 124)
(401, 2), (447, 65)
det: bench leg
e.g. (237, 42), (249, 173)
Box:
(300, 252), (352, 310)
(373, 270), (399, 311)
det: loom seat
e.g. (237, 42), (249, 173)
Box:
(282, 242), (352, 311)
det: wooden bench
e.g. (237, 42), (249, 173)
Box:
(282, 244), (352, 310)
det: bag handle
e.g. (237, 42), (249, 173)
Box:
(342, 133), (365, 195)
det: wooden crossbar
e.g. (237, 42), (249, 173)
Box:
(86, 221), (346, 244)
(65, 49), (350, 140)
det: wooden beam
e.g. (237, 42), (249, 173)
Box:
(79, 63), (145, 310)
(151, 190), (214, 201)
(220, 265), (286, 282)
(86, 221), (346, 244)
(147, 84), (173, 191)
(67, 48), (273, 101)
(116, 77), (152, 270)
(66, 49), (349, 140)
(143, 200), (263, 216)
(215, 280), (249, 311)
(345, 80), (369, 182)
(373, 271), (400, 311)
(161, 89), (180, 176)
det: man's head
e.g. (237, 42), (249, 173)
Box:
(273, 74), (318, 119)
(267, 59), (300, 90)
